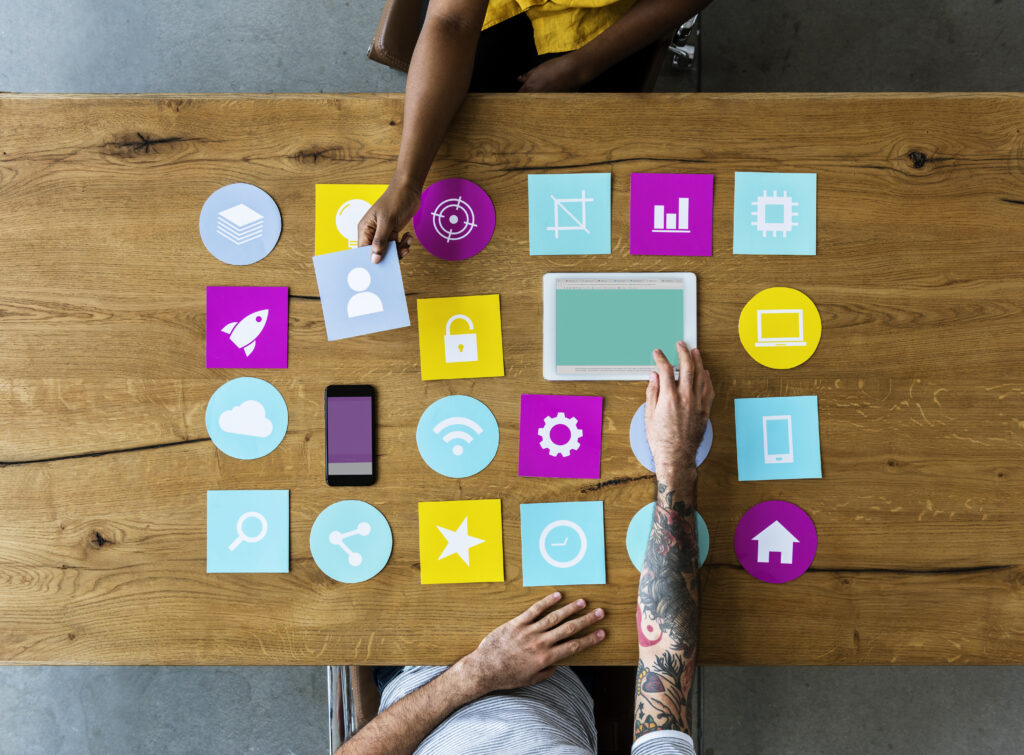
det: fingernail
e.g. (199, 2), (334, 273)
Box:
(553, 591), (561, 599)
(597, 630), (606, 639)
(576, 599), (586, 608)
(595, 608), (604, 618)
(649, 371), (657, 381)
(371, 253), (381, 263)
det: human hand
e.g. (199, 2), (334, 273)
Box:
(357, 182), (420, 263)
(517, 53), (589, 92)
(645, 342), (715, 484)
(454, 592), (606, 695)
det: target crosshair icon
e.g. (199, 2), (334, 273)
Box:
(430, 195), (478, 243)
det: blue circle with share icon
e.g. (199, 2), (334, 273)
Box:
(205, 377), (289, 460)
(415, 395), (500, 478)
(310, 500), (393, 583)
(629, 402), (712, 473)
(199, 183), (282, 265)
(626, 502), (709, 571)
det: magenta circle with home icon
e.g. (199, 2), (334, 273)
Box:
(413, 178), (495, 260)
(734, 499), (817, 583)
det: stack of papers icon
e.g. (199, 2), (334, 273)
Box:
(217, 203), (265, 246)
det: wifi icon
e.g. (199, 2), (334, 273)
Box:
(417, 395), (500, 479)
(433, 416), (484, 456)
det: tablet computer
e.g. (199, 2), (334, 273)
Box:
(543, 273), (697, 381)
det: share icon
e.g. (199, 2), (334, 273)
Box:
(328, 522), (372, 566)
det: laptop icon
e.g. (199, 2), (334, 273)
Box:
(755, 309), (806, 348)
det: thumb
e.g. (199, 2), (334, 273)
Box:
(370, 217), (391, 263)
(645, 371), (659, 423)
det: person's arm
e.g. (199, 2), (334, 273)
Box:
(358, 0), (489, 262)
(336, 591), (606, 755)
(518, 0), (713, 92)
(633, 342), (713, 741)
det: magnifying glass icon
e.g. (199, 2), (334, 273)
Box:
(229, 511), (268, 551)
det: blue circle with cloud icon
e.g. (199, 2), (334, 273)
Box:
(205, 377), (288, 459)
(626, 501), (708, 571)
(310, 500), (392, 583)
(200, 183), (282, 265)
(629, 403), (712, 473)
(416, 395), (500, 478)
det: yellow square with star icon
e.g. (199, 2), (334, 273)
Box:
(315, 184), (388, 254)
(418, 499), (505, 584)
(416, 294), (505, 380)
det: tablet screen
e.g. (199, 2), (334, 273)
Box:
(554, 276), (686, 376)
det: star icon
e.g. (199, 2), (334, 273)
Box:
(436, 517), (485, 566)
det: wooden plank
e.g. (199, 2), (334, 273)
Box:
(1, 93), (1023, 665)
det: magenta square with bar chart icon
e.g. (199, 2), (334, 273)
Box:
(629, 173), (714, 256)
(518, 394), (603, 480)
(206, 286), (289, 368)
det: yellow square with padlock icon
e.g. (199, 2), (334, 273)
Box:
(416, 294), (505, 380)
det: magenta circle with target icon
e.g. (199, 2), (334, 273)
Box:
(413, 178), (495, 260)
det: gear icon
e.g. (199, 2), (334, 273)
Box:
(538, 412), (583, 458)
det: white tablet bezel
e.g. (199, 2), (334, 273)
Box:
(542, 272), (697, 381)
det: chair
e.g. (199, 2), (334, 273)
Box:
(367, 0), (701, 93)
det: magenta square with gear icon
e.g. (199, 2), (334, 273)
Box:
(518, 394), (603, 479)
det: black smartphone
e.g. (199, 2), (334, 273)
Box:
(325, 385), (376, 486)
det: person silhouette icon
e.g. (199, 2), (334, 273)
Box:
(346, 266), (384, 318)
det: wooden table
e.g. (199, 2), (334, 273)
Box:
(2, 93), (1023, 666)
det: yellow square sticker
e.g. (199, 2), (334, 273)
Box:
(416, 294), (505, 380)
(418, 499), (504, 584)
(315, 184), (388, 254)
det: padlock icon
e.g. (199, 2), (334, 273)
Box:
(444, 314), (478, 363)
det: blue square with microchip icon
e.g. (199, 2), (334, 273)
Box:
(733, 172), (816, 255)
(520, 501), (606, 586)
(528, 173), (611, 255)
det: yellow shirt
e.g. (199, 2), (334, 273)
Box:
(483, 0), (638, 55)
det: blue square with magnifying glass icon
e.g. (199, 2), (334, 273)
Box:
(207, 490), (290, 573)
(520, 501), (606, 587)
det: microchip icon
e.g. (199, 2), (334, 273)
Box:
(751, 190), (798, 238)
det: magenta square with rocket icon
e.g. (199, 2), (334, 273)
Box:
(206, 286), (288, 368)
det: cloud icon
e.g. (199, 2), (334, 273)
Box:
(218, 400), (273, 438)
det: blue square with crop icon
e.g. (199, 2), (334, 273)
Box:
(528, 173), (611, 255)
(734, 396), (822, 481)
(733, 172), (816, 255)
(520, 501), (606, 586)
(207, 490), (289, 573)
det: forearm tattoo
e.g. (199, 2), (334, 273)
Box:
(634, 481), (699, 739)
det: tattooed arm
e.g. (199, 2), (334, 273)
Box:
(634, 342), (713, 741)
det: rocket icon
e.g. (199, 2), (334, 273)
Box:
(221, 309), (269, 357)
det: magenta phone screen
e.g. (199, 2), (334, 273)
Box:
(327, 396), (373, 476)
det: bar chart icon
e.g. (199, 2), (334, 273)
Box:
(652, 197), (690, 233)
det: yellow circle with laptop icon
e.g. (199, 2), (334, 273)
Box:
(738, 287), (821, 369)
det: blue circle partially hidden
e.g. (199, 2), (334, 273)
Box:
(629, 403), (712, 473)
(416, 395), (499, 478)
(626, 502), (708, 571)
(199, 183), (282, 265)
(310, 500), (392, 583)
(205, 377), (288, 460)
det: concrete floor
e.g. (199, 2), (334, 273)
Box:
(2, 1), (1023, 753)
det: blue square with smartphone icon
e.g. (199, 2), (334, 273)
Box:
(734, 396), (821, 481)
(207, 490), (289, 573)
(520, 501), (606, 587)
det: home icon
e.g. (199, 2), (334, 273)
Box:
(753, 520), (799, 565)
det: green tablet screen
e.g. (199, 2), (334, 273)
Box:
(555, 277), (685, 376)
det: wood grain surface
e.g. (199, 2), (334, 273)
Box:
(1, 93), (1023, 666)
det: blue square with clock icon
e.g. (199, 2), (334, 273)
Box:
(520, 501), (606, 587)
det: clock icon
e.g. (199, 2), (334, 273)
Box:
(538, 519), (588, 569)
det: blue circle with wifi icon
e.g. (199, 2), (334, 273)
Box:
(416, 395), (500, 478)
